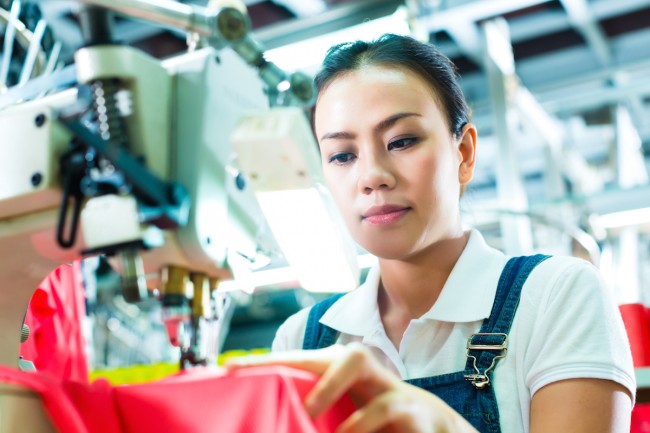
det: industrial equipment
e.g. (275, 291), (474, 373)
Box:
(0, 0), (359, 429)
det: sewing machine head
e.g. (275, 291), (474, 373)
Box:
(0, 0), (358, 370)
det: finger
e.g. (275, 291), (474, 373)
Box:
(335, 391), (412, 433)
(224, 346), (346, 376)
(305, 343), (394, 418)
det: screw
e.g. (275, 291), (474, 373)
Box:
(235, 172), (246, 190)
(31, 172), (43, 187)
(168, 183), (185, 204)
(34, 113), (46, 127)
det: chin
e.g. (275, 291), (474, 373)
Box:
(360, 239), (414, 261)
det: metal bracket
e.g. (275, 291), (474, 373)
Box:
(463, 332), (508, 390)
(59, 116), (190, 231)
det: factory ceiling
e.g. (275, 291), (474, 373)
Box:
(12, 0), (650, 205)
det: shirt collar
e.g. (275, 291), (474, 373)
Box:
(320, 263), (382, 337)
(319, 229), (507, 336)
(421, 229), (506, 322)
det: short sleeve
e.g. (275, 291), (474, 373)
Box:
(272, 308), (311, 352)
(522, 258), (636, 400)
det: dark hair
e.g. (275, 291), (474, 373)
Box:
(313, 33), (471, 137)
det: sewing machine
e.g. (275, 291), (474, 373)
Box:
(0, 0), (358, 430)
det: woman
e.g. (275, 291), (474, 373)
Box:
(228, 34), (635, 433)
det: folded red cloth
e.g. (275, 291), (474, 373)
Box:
(0, 365), (356, 433)
(21, 261), (89, 383)
(0, 366), (88, 433)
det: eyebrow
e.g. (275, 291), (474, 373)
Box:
(319, 112), (421, 142)
(375, 112), (421, 134)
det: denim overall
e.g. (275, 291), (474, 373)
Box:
(302, 254), (549, 433)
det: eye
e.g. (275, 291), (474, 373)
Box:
(388, 137), (418, 151)
(328, 152), (356, 165)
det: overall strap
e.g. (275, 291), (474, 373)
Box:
(464, 254), (550, 389)
(302, 293), (345, 350)
(482, 254), (549, 334)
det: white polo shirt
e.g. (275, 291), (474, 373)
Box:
(272, 229), (636, 433)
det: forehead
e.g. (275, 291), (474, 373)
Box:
(319, 64), (439, 101)
(314, 65), (446, 135)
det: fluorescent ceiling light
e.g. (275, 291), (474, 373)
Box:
(229, 108), (361, 294)
(264, 7), (410, 72)
(218, 253), (376, 293)
(598, 207), (650, 229)
(255, 188), (359, 293)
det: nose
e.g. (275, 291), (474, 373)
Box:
(357, 153), (397, 194)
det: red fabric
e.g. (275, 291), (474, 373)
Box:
(21, 261), (89, 382)
(63, 379), (122, 433)
(632, 403), (650, 433)
(620, 303), (650, 367)
(0, 365), (356, 433)
(0, 366), (88, 433)
(112, 366), (354, 433)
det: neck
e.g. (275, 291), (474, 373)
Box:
(377, 230), (469, 320)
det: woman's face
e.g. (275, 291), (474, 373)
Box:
(314, 65), (476, 260)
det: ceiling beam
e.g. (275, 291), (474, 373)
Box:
(272, 0), (326, 18)
(253, 0), (402, 48)
(560, 0), (647, 138)
(559, 0), (612, 65)
(444, 23), (483, 64)
(420, 0), (552, 32)
(419, 0), (554, 69)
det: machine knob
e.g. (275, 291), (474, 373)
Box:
(215, 7), (249, 43)
(289, 72), (316, 105)
(20, 324), (30, 343)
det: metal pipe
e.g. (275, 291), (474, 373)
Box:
(18, 19), (47, 86)
(1, 1), (21, 85)
(190, 273), (209, 318)
(74, 0), (315, 106)
(78, 5), (115, 46)
(77, 0), (215, 36)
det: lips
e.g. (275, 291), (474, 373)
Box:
(362, 204), (411, 226)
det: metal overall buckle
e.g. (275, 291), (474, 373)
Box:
(463, 333), (508, 390)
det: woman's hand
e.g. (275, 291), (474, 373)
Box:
(226, 343), (477, 433)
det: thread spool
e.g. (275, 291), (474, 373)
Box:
(619, 303), (650, 367)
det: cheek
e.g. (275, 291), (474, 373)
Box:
(324, 170), (359, 223)
(407, 153), (455, 205)
(409, 154), (440, 188)
(422, 147), (456, 180)
(324, 170), (348, 204)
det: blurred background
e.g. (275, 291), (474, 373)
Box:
(3, 0), (650, 372)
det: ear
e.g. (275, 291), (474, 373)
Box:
(457, 123), (477, 185)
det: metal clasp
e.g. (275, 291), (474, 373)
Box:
(464, 333), (508, 390)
